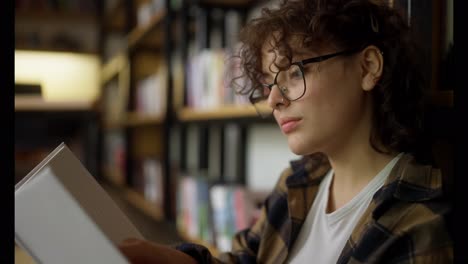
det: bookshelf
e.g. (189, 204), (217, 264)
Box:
(15, 96), (96, 112)
(96, 0), (274, 254)
(99, 0), (172, 229)
(168, 0), (283, 254)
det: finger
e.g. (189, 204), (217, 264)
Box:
(118, 238), (155, 263)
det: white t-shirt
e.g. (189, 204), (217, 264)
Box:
(287, 153), (403, 264)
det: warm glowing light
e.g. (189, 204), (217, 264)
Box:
(15, 50), (101, 102)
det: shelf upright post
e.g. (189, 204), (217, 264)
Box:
(164, 0), (176, 221)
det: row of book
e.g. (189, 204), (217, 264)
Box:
(185, 48), (249, 109)
(182, 123), (245, 184)
(183, 6), (249, 110)
(176, 175), (255, 252)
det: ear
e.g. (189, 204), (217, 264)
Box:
(360, 45), (384, 91)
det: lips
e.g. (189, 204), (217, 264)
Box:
(279, 117), (302, 134)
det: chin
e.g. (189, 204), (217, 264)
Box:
(287, 135), (321, 156)
(287, 139), (310, 156)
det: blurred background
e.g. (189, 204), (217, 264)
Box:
(14, 0), (454, 263)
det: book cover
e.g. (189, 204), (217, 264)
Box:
(15, 142), (143, 264)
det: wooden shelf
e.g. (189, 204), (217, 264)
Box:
(177, 105), (261, 121)
(124, 112), (165, 126)
(127, 9), (167, 49)
(177, 228), (220, 257)
(101, 52), (127, 84)
(15, 96), (96, 112)
(124, 188), (164, 221)
(103, 114), (165, 128)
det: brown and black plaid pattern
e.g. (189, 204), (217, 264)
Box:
(176, 153), (453, 264)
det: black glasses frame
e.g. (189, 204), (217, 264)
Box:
(249, 48), (362, 105)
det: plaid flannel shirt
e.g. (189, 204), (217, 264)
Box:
(176, 152), (453, 263)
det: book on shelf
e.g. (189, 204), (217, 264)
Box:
(15, 143), (143, 264)
(210, 184), (254, 252)
(135, 65), (167, 116)
(186, 49), (249, 109)
(176, 175), (256, 252)
(176, 175), (215, 246)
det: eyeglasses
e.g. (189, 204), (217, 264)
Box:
(250, 48), (361, 118)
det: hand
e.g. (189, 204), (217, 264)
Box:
(118, 238), (197, 264)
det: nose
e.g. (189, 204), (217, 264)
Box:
(267, 84), (288, 110)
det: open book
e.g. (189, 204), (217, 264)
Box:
(15, 143), (144, 264)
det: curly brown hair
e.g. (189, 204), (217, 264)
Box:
(232, 0), (426, 155)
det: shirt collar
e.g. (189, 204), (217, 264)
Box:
(286, 152), (331, 188)
(285, 152), (444, 202)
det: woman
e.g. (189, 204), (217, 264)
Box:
(119, 0), (453, 263)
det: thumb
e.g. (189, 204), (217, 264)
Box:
(117, 237), (149, 263)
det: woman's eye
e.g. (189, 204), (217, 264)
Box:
(289, 67), (303, 79)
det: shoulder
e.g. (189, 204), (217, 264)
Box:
(369, 153), (453, 262)
(378, 152), (452, 233)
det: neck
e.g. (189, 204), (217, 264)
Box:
(326, 143), (396, 212)
(323, 99), (397, 212)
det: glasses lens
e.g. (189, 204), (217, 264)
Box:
(276, 64), (305, 101)
(250, 87), (273, 118)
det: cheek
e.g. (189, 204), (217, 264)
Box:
(300, 72), (364, 130)
(300, 76), (338, 113)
